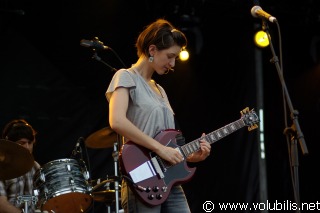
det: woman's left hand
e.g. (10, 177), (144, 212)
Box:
(187, 133), (211, 162)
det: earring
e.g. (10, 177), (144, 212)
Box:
(148, 56), (154, 62)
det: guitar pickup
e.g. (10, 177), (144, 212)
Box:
(151, 157), (165, 179)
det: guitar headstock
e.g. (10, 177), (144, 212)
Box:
(240, 107), (260, 131)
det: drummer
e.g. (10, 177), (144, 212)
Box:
(0, 119), (40, 213)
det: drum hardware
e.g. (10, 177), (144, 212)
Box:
(91, 176), (119, 192)
(113, 141), (121, 213)
(92, 189), (118, 213)
(17, 194), (38, 213)
(0, 139), (34, 180)
(85, 127), (123, 213)
(91, 177), (118, 205)
(90, 177), (120, 213)
(90, 145), (122, 213)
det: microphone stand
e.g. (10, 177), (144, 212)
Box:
(92, 51), (118, 72)
(113, 140), (121, 213)
(262, 20), (308, 213)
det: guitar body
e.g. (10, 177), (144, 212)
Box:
(119, 129), (196, 206)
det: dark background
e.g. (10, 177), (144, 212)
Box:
(1, 0), (319, 212)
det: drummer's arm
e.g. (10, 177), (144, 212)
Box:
(0, 196), (22, 213)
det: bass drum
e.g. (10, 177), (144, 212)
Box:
(33, 158), (92, 213)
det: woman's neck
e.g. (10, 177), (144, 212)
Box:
(132, 57), (154, 81)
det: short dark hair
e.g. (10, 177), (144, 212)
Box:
(136, 18), (188, 57)
(2, 119), (37, 142)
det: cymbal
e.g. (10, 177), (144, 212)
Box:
(91, 190), (116, 203)
(0, 139), (34, 180)
(91, 178), (118, 191)
(85, 127), (118, 148)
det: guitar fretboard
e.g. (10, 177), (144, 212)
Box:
(180, 118), (245, 158)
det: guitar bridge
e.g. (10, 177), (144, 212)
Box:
(151, 157), (165, 179)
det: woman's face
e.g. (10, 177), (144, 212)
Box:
(152, 45), (181, 75)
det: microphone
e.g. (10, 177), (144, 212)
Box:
(71, 137), (84, 158)
(71, 137), (90, 180)
(251, 6), (277, 23)
(80, 37), (110, 50)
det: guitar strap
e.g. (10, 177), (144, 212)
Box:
(174, 116), (185, 146)
(174, 115), (180, 130)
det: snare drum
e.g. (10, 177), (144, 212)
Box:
(33, 158), (92, 213)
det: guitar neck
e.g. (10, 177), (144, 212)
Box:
(180, 118), (245, 158)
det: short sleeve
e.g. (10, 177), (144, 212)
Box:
(106, 69), (136, 102)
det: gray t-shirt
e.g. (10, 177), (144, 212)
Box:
(106, 68), (175, 139)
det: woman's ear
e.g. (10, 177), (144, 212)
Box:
(148, 45), (157, 56)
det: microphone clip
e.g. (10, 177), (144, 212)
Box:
(71, 137), (84, 159)
(80, 37), (109, 51)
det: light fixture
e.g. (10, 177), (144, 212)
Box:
(254, 30), (269, 48)
(179, 48), (189, 61)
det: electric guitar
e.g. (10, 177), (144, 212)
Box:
(119, 107), (259, 206)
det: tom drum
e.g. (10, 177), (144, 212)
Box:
(33, 158), (92, 213)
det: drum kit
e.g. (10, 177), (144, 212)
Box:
(0, 126), (123, 213)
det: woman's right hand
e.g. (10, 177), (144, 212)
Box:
(155, 145), (184, 165)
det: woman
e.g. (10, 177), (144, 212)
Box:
(106, 18), (211, 213)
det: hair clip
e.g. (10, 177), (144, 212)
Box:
(12, 122), (29, 127)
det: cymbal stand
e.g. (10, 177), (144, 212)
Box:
(17, 194), (38, 213)
(112, 141), (120, 213)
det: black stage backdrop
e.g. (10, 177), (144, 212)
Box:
(0, 0), (319, 212)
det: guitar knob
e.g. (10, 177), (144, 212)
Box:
(156, 194), (163, 200)
(145, 187), (151, 192)
(152, 186), (159, 192)
(148, 194), (155, 200)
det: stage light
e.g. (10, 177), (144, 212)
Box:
(179, 49), (189, 61)
(254, 30), (269, 48)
